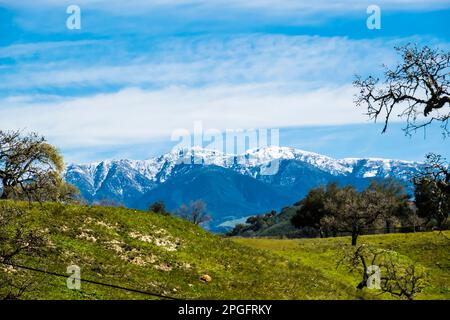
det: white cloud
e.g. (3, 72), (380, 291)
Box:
(0, 34), (442, 151)
(1, 32), (447, 154)
(0, 84), (365, 148)
(0, 40), (106, 59)
(1, 35), (408, 91)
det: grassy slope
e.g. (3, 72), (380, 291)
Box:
(2, 201), (366, 300)
(234, 231), (450, 300)
(2, 201), (448, 300)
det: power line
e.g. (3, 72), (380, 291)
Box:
(0, 261), (180, 300)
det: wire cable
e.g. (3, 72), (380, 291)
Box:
(0, 261), (180, 300)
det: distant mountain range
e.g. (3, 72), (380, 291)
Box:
(65, 147), (422, 231)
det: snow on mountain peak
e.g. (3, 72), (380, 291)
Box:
(65, 146), (422, 195)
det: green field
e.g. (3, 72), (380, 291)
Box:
(1, 201), (449, 300)
(234, 232), (450, 300)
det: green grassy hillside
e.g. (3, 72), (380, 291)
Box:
(234, 232), (450, 300)
(1, 200), (448, 300)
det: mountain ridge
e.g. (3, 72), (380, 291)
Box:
(65, 146), (422, 230)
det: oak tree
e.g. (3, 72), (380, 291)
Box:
(354, 45), (450, 135)
(0, 130), (78, 202)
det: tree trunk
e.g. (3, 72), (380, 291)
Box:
(1, 178), (8, 199)
(0, 186), (7, 199)
(386, 220), (391, 234)
(356, 278), (367, 289)
(351, 228), (358, 246)
(356, 255), (368, 289)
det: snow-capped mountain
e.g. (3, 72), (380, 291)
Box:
(65, 146), (422, 230)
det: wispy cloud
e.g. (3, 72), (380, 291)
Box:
(0, 33), (446, 150)
(1, 35), (427, 93)
(1, 1), (448, 162)
(0, 40), (108, 59)
(3, 0), (449, 14)
(0, 84), (363, 148)
(2, 0), (449, 38)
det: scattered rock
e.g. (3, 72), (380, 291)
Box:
(130, 255), (156, 266)
(107, 239), (125, 254)
(2, 265), (17, 274)
(129, 230), (179, 252)
(200, 274), (212, 283)
(77, 229), (97, 242)
(180, 262), (191, 269)
(155, 263), (172, 272)
(95, 220), (117, 230)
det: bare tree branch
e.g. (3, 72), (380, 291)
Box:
(354, 44), (450, 136)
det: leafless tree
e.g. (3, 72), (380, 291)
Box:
(0, 203), (47, 299)
(381, 254), (427, 300)
(417, 153), (450, 194)
(354, 45), (450, 135)
(176, 200), (212, 226)
(339, 244), (427, 300)
(338, 244), (385, 289)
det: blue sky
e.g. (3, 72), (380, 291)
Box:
(0, 0), (449, 163)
